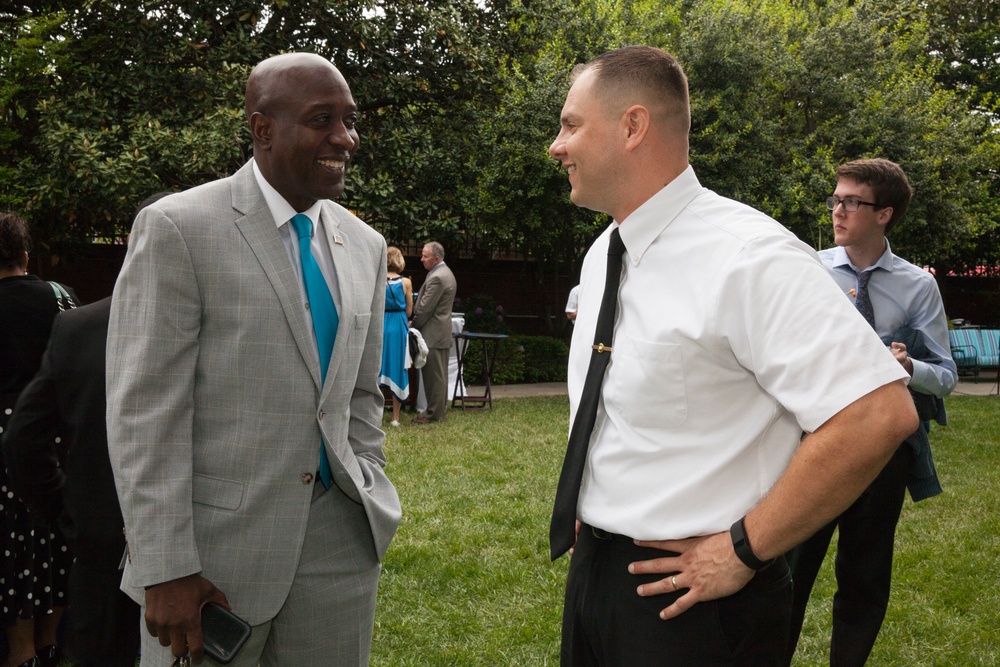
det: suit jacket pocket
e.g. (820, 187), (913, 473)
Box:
(192, 474), (245, 511)
(354, 312), (371, 330)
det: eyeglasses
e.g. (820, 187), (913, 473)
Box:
(826, 196), (883, 212)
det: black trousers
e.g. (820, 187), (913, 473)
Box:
(63, 553), (141, 667)
(562, 524), (793, 666)
(784, 444), (912, 667)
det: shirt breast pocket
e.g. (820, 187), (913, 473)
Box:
(607, 334), (688, 429)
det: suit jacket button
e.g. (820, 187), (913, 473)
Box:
(301, 472), (313, 484)
(318, 410), (326, 420)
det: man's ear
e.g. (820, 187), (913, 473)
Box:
(249, 112), (271, 149)
(622, 105), (650, 151)
(877, 206), (894, 227)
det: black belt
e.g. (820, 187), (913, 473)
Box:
(590, 526), (635, 542)
(588, 525), (681, 558)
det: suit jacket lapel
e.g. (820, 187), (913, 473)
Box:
(231, 164), (323, 389)
(319, 202), (356, 401)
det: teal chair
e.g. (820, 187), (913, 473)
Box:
(948, 329), (981, 380)
(978, 329), (1000, 369)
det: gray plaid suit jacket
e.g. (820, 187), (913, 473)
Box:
(106, 162), (401, 624)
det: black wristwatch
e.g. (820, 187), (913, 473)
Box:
(730, 516), (773, 571)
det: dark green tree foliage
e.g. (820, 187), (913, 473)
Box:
(453, 0), (664, 331)
(1, 0), (997, 279)
(669, 0), (999, 273)
(920, 0), (1000, 275)
(922, 0), (1000, 110)
(0, 0), (511, 251)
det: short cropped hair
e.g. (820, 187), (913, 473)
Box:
(0, 211), (31, 272)
(835, 158), (914, 233)
(387, 246), (405, 273)
(424, 241), (445, 260)
(574, 46), (690, 134)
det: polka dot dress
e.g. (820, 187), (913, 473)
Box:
(1, 403), (72, 627)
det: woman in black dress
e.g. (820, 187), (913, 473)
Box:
(0, 212), (74, 667)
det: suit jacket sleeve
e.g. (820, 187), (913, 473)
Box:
(2, 317), (67, 522)
(107, 208), (203, 586)
(410, 272), (442, 331)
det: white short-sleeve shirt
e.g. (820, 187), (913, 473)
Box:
(570, 166), (908, 541)
(566, 285), (581, 313)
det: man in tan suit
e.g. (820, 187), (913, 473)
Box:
(410, 241), (457, 423)
(107, 53), (401, 666)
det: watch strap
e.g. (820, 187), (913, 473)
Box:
(730, 516), (773, 571)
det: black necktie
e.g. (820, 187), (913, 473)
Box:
(550, 228), (626, 560)
(853, 267), (876, 330)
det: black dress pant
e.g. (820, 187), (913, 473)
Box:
(63, 551), (140, 667)
(562, 524), (793, 666)
(784, 444), (912, 667)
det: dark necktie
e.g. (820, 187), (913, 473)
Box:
(853, 267), (876, 330)
(290, 214), (338, 488)
(550, 228), (626, 560)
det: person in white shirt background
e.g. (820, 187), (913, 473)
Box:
(565, 284), (580, 322)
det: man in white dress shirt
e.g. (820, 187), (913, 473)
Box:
(547, 45), (918, 666)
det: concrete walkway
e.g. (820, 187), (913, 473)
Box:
(951, 377), (999, 396)
(489, 382), (568, 399)
(489, 379), (997, 398)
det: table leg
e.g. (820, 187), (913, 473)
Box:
(452, 335), (469, 409)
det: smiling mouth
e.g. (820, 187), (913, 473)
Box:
(318, 159), (346, 171)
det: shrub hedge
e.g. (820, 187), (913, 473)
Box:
(460, 334), (568, 385)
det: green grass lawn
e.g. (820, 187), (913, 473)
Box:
(371, 395), (1000, 666)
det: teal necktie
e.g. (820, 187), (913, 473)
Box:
(290, 213), (338, 488)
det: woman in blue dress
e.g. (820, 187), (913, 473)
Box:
(379, 246), (413, 426)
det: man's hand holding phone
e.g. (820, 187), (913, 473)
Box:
(145, 573), (230, 663)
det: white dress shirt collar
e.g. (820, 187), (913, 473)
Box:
(252, 159), (323, 230)
(616, 165), (705, 266)
(828, 240), (895, 274)
(251, 159), (339, 312)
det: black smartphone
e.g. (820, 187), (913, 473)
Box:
(201, 602), (252, 664)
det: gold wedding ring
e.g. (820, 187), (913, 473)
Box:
(671, 575), (678, 591)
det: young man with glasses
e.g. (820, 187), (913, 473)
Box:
(784, 158), (958, 666)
